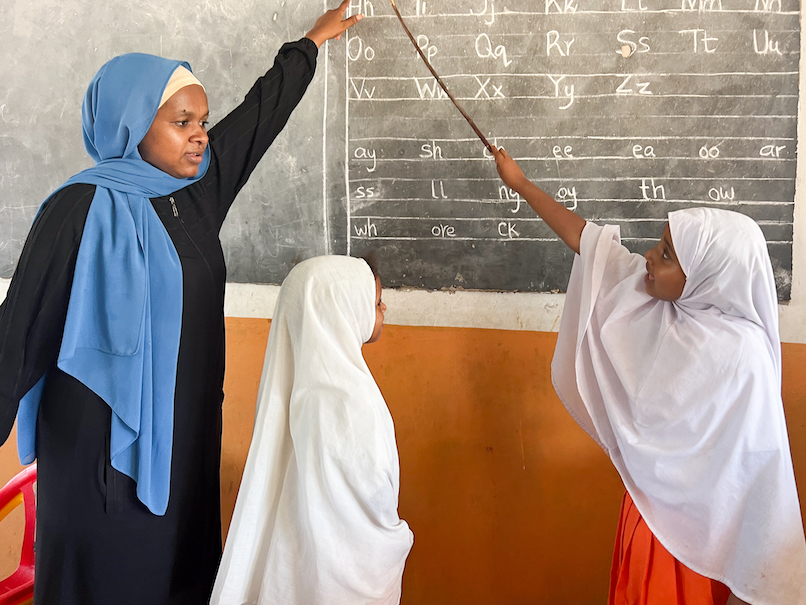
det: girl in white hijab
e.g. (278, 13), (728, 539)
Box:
(211, 255), (413, 605)
(492, 147), (806, 605)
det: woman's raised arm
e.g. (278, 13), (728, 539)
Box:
(305, 0), (363, 47)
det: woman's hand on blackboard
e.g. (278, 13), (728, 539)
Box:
(306, 0), (363, 48)
(492, 146), (529, 194)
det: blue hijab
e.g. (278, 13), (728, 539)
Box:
(17, 53), (211, 515)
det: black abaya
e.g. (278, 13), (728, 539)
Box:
(0, 39), (317, 605)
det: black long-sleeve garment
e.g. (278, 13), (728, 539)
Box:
(0, 38), (317, 605)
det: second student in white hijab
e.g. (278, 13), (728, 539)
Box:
(211, 255), (413, 605)
(492, 146), (806, 605)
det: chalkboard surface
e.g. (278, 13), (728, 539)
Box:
(0, 0), (799, 299)
(0, 0), (334, 285)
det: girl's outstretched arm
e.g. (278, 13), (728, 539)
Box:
(493, 145), (585, 255)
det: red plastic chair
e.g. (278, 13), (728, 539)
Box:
(0, 465), (36, 605)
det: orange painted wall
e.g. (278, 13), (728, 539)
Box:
(2, 320), (806, 604)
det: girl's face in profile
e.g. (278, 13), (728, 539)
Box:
(366, 275), (386, 344)
(644, 224), (687, 301)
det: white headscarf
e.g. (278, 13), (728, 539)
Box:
(158, 65), (205, 108)
(552, 208), (806, 604)
(211, 256), (413, 605)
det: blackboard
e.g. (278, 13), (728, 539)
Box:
(0, 0), (334, 284)
(0, 0), (799, 299)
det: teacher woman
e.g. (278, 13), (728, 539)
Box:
(0, 3), (360, 603)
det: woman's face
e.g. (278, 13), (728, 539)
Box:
(366, 275), (386, 344)
(138, 85), (209, 179)
(644, 224), (687, 301)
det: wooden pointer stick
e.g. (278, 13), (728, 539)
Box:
(388, 0), (493, 153)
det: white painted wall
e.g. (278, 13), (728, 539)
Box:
(2, 275), (802, 341)
(224, 279), (806, 343)
(223, 282), (567, 333)
(2, 23), (805, 343)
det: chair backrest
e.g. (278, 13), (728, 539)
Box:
(0, 464), (37, 605)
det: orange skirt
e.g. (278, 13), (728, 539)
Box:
(608, 491), (731, 605)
